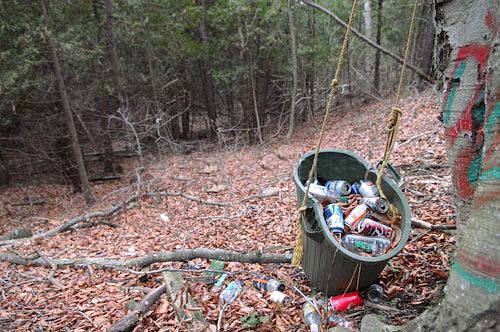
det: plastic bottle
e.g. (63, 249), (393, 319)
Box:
(252, 276), (285, 292)
(303, 301), (321, 332)
(342, 234), (391, 256)
(325, 314), (353, 328)
(219, 281), (243, 306)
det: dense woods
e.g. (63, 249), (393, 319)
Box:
(0, 0), (434, 193)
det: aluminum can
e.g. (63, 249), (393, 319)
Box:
(252, 276), (285, 292)
(352, 180), (379, 197)
(269, 291), (290, 306)
(308, 182), (329, 202)
(357, 218), (393, 238)
(365, 284), (384, 303)
(324, 204), (345, 234)
(342, 234), (391, 256)
(330, 291), (364, 312)
(360, 197), (389, 213)
(325, 180), (351, 196)
(344, 204), (369, 229)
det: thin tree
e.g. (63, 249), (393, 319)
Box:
(363, 0), (373, 78)
(373, 0), (383, 92)
(286, 0), (298, 140)
(41, 0), (95, 206)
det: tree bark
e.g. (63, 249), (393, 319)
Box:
(301, 0), (432, 83)
(363, 0), (373, 77)
(373, 0), (383, 92)
(286, 0), (298, 140)
(41, 0), (95, 206)
(361, 0), (499, 330)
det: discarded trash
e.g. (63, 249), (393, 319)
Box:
(365, 284), (384, 303)
(351, 180), (379, 197)
(269, 291), (290, 306)
(252, 276), (285, 292)
(344, 204), (369, 229)
(330, 291), (364, 312)
(303, 301), (321, 332)
(219, 281), (243, 306)
(308, 178), (346, 203)
(356, 218), (393, 238)
(159, 213), (170, 222)
(324, 204), (345, 234)
(203, 260), (225, 283)
(360, 197), (389, 214)
(342, 234), (391, 256)
(325, 180), (351, 196)
(211, 273), (228, 293)
(325, 314), (353, 329)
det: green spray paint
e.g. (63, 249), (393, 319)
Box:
(479, 167), (500, 181)
(468, 155), (482, 183)
(444, 62), (467, 125)
(452, 262), (498, 293)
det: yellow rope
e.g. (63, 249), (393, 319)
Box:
(376, 0), (419, 217)
(292, 0), (359, 266)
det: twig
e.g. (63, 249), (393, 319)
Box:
(108, 284), (167, 332)
(395, 130), (437, 151)
(365, 301), (401, 313)
(216, 303), (229, 332)
(159, 191), (230, 207)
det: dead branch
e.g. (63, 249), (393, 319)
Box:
(89, 175), (123, 182)
(0, 248), (292, 270)
(0, 194), (139, 246)
(108, 284), (167, 332)
(411, 218), (457, 230)
(159, 191), (230, 207)
(301, 0), (432, 83)
(365, 301), (401, 313)
(394, 130), (438, 151)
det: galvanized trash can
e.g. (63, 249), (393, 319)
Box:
(293, 149), (411, 296)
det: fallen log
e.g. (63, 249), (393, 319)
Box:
(0, 194), (139, 246)
(0, 248), (292, 270)
(108, 283), (167, 332)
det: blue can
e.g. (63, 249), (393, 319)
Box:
(325, 180), (351, 196)
(324, 204), (345, 234)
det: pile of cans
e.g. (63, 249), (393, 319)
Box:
(307, 177), (400, 257)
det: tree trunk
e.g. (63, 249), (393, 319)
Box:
(306, 8), (316, 122)
(363, 0), (373, 78)
(42, 0), (95, 206)
(286, 0), (298, 140)
(373, 0), (383, 92)
(361, 1), (499, 330)
(199, 0), (217, 138)
(418, 1), (434, 76)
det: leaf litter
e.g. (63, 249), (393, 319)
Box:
(0, 90), (456, 331)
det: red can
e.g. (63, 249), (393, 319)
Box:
(330, 291), (364, 312)
(357, 218), (393, 238)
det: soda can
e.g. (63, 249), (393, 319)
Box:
(357, 218), (393, 238)
(325, 180), (351, 196)
(352, 180), (379, 198)
(360, 197), (389, 214)
(344, 204), (369, 229)
(269, 290), (290, 306)
(252, 276), (285, 292)
(308, 182), (329, 202)
(330, 291), (364, 312)
(324, 204), (345, 234)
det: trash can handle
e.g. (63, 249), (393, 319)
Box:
(301, 207), (324, 243)
(376, 161), (405, 189)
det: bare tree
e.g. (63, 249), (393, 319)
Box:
(41, 0), (95, 206)
(373, 0), (383, 91)
(286, 0), (298, 140)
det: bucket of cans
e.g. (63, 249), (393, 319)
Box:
(307, 178), (401, 257)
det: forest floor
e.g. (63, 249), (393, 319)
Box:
(0, 89), (457, 331)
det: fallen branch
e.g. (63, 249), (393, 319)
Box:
(395, 130), (438, 151)
(108, 283), (167, 332)
(411, 218), (457, 230)
(89, 175), (123, 182)
(301, 0), (432, 83)
(159, 191), (230, 207)
(365, 301), (401, 313)
(0, 248), (292, 270)
(0, 194), (139, 246)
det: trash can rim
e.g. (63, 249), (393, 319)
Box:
(293, 148), (412, 263)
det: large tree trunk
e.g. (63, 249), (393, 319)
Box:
(286, 0), (298, 140)
(361, 0), (499, 330)
(373, 0), (383, 92)
(42, 0), (95, 206)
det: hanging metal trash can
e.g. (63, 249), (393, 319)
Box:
(293, 149), (411, 296)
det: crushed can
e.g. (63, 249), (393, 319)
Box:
(330, 291), (364, 312)
(352, 180), (379, 198)
(324, 204), (345, 234)
(252, 276), (285, 292)
(269, 291), (290, 306)
(360, 197), (389, 214)
(325, 180), (351, 196)
(342, 234), (391, 256)
(344, 204), (369, 229)
(357, 218), (393, 238)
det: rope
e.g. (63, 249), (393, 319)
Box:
(292, 0), (359, 266)
(376, 0), (419, 216)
